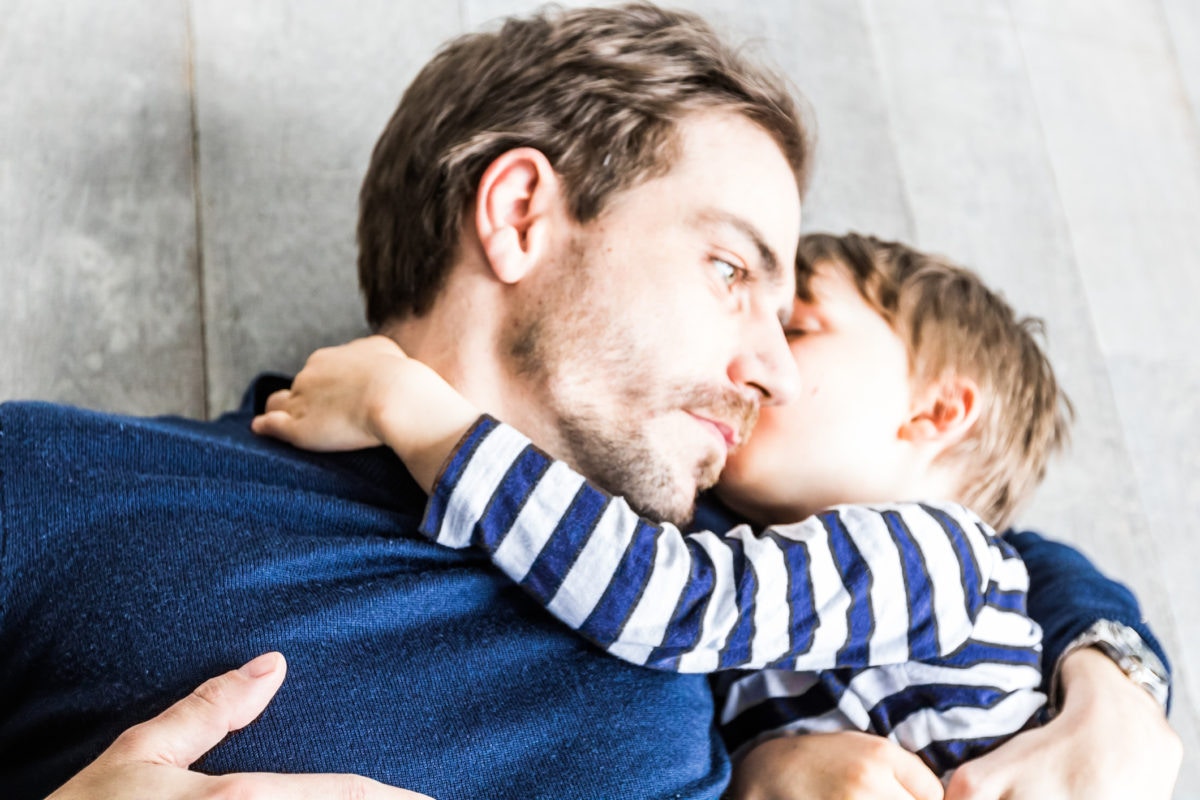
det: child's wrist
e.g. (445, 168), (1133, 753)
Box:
(375, 360), (481, 491)
(406, 417), (480, 494)
(364, 369), (412, 453)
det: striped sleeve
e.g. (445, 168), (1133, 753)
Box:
(419, 416), (995, 672)
(714, 536), (1046, 775)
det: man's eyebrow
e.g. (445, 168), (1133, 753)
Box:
(692, 209), (783, 285)
(693, 209), (794, 324)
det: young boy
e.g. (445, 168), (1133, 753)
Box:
(252, 232), (1070, 775)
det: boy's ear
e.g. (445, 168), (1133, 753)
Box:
(899, 375), (980, 447)
(473, 147), (562, 285)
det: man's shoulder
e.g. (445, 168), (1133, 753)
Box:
(0, 398), (269, 475)
(0, 394), (424, 517)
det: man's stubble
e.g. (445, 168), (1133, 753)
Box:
(502, 235), (757, 526)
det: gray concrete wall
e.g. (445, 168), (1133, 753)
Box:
(2, 0), (1196, 793)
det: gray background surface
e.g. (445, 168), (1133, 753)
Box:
(1, 0), (1196, 794)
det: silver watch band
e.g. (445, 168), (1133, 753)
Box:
(1052, 619), (1170, 712)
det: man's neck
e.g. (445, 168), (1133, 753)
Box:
(378, 290), (571, 466)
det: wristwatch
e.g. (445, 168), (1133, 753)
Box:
(1054, 619), (1170, 712)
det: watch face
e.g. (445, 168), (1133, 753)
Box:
(1091, 620), (1170, 708)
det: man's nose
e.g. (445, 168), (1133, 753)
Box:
(728, 314), (799, 406)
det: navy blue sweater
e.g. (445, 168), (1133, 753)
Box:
(0, 378), (1167, 798)
(0, 385), (726, 799)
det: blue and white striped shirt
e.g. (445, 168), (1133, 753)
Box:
(419, 416), (1045, 773)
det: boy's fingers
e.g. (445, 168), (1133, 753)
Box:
(113, 652), (288, 768)
(264, 389), (294, 413)
(252, 410), (294, 438)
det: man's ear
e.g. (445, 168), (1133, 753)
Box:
(474, 147), (562, 284)
(899, 375), (980, 447)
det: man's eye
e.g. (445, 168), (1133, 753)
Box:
(712, 257), (744, 288)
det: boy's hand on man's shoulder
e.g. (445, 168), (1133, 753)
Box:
(252, 336), (408, 453)
(252, 335), (481, 493)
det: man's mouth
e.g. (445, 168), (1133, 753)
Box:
(678, 384), (759, 457)
(687, 412), (742, 452)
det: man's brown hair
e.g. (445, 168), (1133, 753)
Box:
(796, 232), (1073, 530)
(358, 3), (811, 328)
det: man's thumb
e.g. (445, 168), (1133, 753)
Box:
(114, 651), (288, 768)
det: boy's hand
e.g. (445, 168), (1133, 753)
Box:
(254, 336), (407, 452)
(728, 732), (943, 800)
(252, 336), (480, 492)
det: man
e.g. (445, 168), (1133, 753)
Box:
(8, 5), (1178, 799)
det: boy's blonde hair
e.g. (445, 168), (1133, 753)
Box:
(796, 233), (1073, 530)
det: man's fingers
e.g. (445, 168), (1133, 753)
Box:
(214, 772), (436, 800)
(891, 747), (945, 800)
(115, 652), (288, 768)
(51, 653), (439, 800)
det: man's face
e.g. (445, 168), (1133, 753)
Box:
(716, 260), (917, 524)
(506, 110), (802, 525)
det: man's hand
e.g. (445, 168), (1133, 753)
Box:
(944, 647), (1181, 799)
(252, 336), (479, 492)
(727, 731), (943, 800)
(48, 652), (434, 800)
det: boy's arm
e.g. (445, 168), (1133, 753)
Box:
(422, 415), (1026, 672)
(254, 337), (1021, 673)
